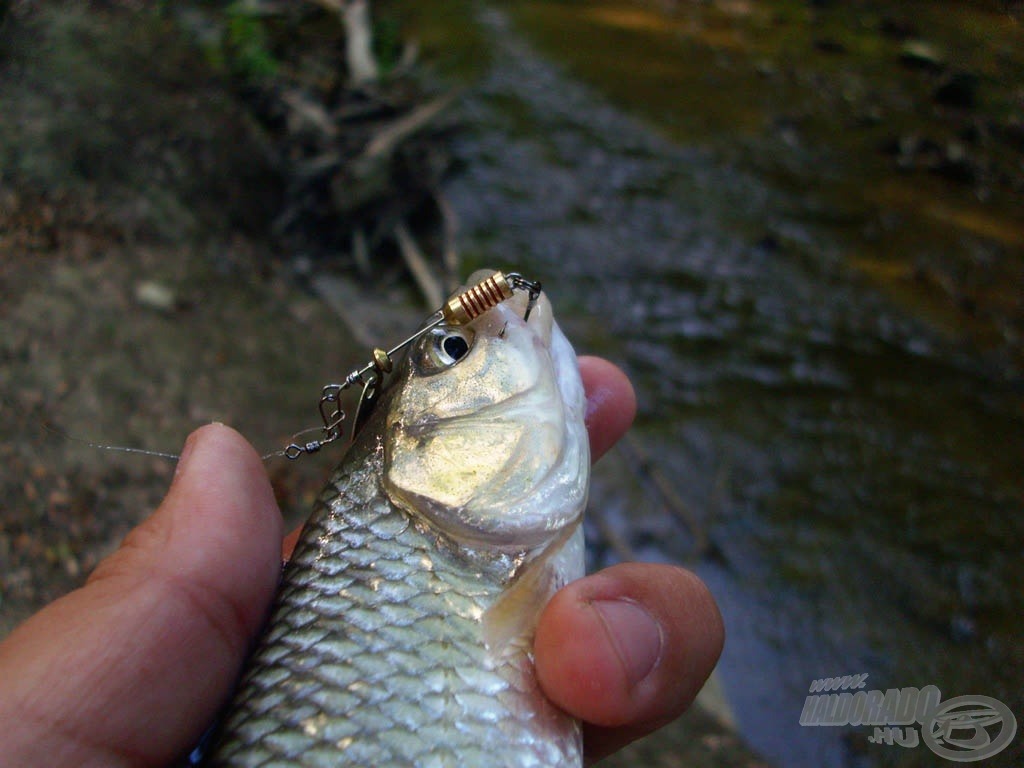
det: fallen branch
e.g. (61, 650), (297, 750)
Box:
(434, 188), (461, 293)
(351, 227), (371, 277)
(308, 0), (379, 85)
(310, 273), (379, 350)
(361, 93), (454, 161)
(394, 221), (444, 309)
(280, 90), (339, 139)
(590, 504), (640, 564)
(241, 2), (459, 289)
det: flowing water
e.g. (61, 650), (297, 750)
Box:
(436, 5), (1023, 767)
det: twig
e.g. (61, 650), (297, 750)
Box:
(433, 188), (461, 292)
(310, 273), (378, 350)
(293, 151), (342, 182)
(617, 432), (709, 556)
(391, 39), (421, 77)
(361, 94), (453, 161)
(393, 221), (444, 309)
(590, 504), (640, 564)
(352, 228), (371, 277)
(341, 0), (379, 85)
(280, 90), (339, 139)
(308, 0), (379, 85)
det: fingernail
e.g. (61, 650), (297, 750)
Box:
(583, 382), (614, 424)
(592, 599), (663, 688)
(174, 422), (225, 480)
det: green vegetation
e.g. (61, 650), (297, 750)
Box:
(224, 2), (279, 79)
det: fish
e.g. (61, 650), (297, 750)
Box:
(200, 270), (591, 767)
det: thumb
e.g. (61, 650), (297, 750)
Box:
(0, 423), (283, 768)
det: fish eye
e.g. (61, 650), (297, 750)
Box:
(442, 333), (469, 361)
(416, 326), (475, 374)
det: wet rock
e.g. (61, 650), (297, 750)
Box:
(134, 280), (177, 313)
(934, 70), (979, 109)
(899, 39), (946, 71)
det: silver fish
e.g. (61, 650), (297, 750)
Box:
(202, 271), (590, 767)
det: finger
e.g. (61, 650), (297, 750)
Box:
(281, 356), (638, 561)
(0, 424), (283, 767)
(578, 356), (635, 461)
(534, 563), (724, 764)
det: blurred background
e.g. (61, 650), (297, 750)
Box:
(1, 2), (1021, 766)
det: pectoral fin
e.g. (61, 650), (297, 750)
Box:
(482, 523), (583, 656)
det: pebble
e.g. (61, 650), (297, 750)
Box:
(899, 39), (946, 71)
(134, 280), (177, 312)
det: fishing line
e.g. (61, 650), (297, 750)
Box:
(43, 419), (314, 465)
(45, 417), (331, 466)
(40, 420), (182, 461)
(4, 382), (312, 465)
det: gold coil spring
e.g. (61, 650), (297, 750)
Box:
(443, 272), (515, 325)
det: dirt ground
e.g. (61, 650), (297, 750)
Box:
(0, 211), (378, 633)
(0, 2), (375, 635)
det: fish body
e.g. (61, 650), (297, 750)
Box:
(202, 272), (590, 767)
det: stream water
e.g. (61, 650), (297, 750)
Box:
(441, 6), (1022, 767)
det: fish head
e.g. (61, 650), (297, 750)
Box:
(383, 270), (589, 552)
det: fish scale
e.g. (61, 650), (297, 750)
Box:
(202, 403), (580, 767)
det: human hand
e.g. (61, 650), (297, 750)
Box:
(0, 357), (723, 767)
